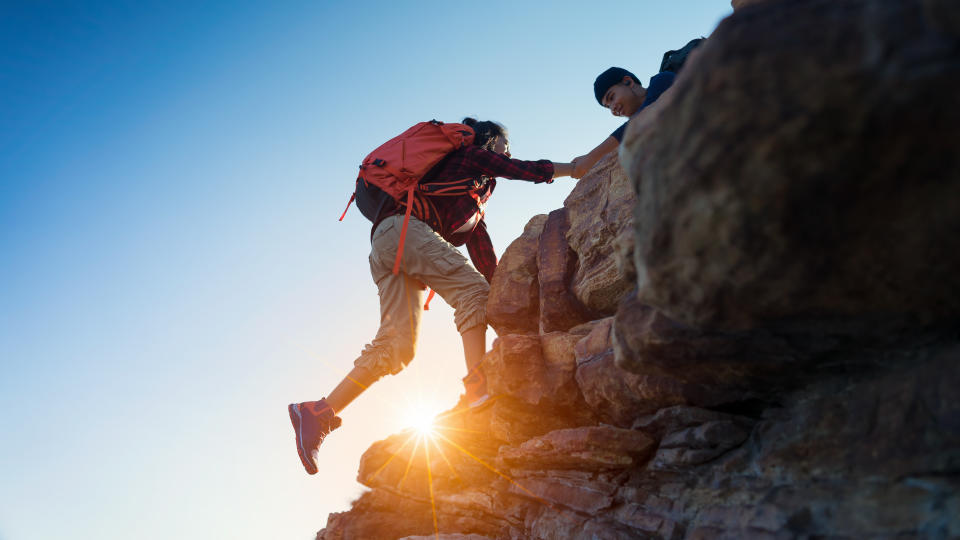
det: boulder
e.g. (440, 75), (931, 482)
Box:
(499, 425), (655, 471)
(508, 471), (618, 515)
(574, 316), (617, 359)
(612, 504), (684, 540)
(488, 396), (584, 445)
(633, 405), (754, 440)
(525, 507), (588, 540)
(621, 0), (960, 331)
(486, 214), (547, 335)
(483, 335), (546, 407)
(576, 349), (697, 427)
(431, 487), (521, 539)
(752, 344), (960, 482)
(317, 489), (433, 540)
(485, 333), (591, 411)
(564, 151), (637, 315)
(574, 316), (722, 425)
(651, 420), (753, 470)
(357, 405), (502, 500)
(612, 292), (800, 398)
(538, 331), (584, 404)
(538, 208), (593, 333)
(611, 286), (954, 402)
(356, 429), (450, 498)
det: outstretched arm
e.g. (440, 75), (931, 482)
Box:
(572, 135), (619, 178)
(463, 146), (568, 184)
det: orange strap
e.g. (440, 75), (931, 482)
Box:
(339, 193), (355, 221)
(392, 184), (417, 275)
(423, 289), (436, 310)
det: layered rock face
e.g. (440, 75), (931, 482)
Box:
(317, 1), (960, 538)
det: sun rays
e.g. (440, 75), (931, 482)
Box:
(300, 323), (558, 538)
(360, 399), (561, 539)
(403, 402), (438, 437)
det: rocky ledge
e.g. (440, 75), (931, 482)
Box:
(318, 0), (960, 538)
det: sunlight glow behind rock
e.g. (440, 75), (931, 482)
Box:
(404, 405), (437, 436)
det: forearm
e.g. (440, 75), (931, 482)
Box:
(552, 162), (574, 178)
(572, 136), (621, 178)
(586, 136), (620, 165)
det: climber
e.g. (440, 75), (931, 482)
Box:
(571, 66), (676, 179)
(288, 118), (576, 475)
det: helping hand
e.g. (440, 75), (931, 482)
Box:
(571, 155), (591, 179)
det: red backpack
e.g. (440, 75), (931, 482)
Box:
(339, 120), (477, 306)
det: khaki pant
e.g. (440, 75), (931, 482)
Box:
(354, 215), (489, 379)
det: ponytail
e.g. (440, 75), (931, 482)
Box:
(463, 117), (507, 151)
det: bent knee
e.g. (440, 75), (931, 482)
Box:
(394, 341), (416, 370)
(453, 289), (488, 334)
(354, 339), (417, 380)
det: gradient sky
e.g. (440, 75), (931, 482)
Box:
(0, 2), (732, 539)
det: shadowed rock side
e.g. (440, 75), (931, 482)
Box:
(486, 214), (548, 336)
(317, 1), (960, 538)
(538, 208), (594, 334)
(621, 0), (960, 332)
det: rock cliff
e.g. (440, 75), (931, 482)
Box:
(317, 0), (960, 538)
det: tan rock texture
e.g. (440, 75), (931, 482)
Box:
(498, 425), (655, 471)
(563, 151), (637, 315)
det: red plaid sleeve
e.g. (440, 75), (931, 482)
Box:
(466, 219), (497, 283)
(462, 146), (555, 183)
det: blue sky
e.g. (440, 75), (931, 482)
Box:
(0, 2), (731, 539)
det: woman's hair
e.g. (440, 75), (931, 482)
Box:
(463, 117), (507, 151)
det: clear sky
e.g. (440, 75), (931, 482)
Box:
(0, 2), (731, 539)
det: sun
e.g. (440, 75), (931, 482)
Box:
(403, 404), (437, 437)
(411, 413), (436, 436)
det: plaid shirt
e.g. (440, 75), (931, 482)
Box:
(370, 145), (554, 282)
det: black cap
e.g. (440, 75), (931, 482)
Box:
(594, 67), (639, 106)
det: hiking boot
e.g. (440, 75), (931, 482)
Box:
(462, 367), (491, 409)
(288, 398), (342, 475)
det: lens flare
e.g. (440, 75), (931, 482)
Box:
(404, 405), (437, 436)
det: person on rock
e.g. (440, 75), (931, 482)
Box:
(571, 67), (676, 179)
(288, 118), (575, 475)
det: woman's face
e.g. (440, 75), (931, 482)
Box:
(492, 135), (511, 157)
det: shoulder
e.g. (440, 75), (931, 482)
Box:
(444, 144), (484, 166)
(462, 144), (507, 166)
(649, 71), (676, 89)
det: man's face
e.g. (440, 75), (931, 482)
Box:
(602, 76), (645, 117)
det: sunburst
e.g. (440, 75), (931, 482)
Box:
(404, 404), (437, 437)
(302, 280), (559, 538)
